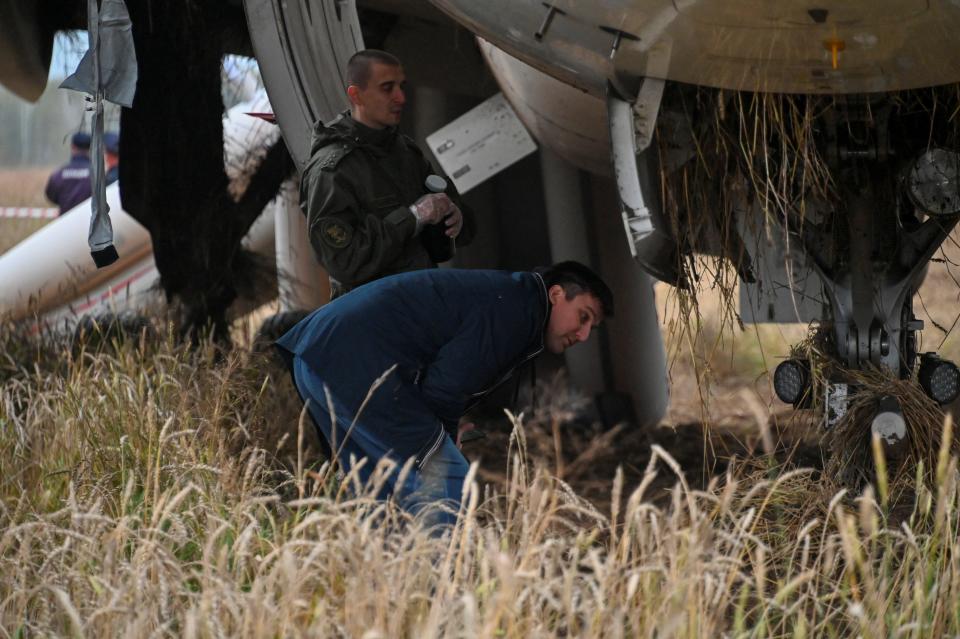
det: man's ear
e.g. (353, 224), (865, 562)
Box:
(548, 284), (565, 306)
(346, 85), (361, 106)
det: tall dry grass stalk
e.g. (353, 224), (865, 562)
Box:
(656, 88), (837, 367)
(3, 325), (960, 636)
(652, 88), (838, 418)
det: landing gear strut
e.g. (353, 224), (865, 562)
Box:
(776, 118), (960, 447)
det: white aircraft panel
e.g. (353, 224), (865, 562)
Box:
(426, 93), (537, 194)
(737, 207), (824, 324)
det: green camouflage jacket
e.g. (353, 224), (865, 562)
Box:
(300, 112), (474, 294)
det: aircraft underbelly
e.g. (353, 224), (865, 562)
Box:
(429, 0), (960, 95)
(478, 39), (611, 177)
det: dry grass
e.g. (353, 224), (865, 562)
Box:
(915, 232), (960, 364)
(0, 168), (55, 255)
(0, 218), (49, 254)
(0, 168), (53, 208)
(4, 326), (960, 637)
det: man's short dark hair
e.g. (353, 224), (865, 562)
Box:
(347, 49), (402, 89)
(537, 261), (614, 318)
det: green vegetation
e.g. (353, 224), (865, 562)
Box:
(3, 325), (960, 637)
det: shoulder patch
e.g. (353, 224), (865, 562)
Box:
(319, 218), (353, 249)
(317, 143), (355, 171)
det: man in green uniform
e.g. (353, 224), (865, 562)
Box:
(300, 49), (474, 297)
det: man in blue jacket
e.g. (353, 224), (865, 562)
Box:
(45, 132), (93, 215)
(276, 261), (613, 526)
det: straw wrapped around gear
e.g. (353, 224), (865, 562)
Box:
(821, 368), (956, 489)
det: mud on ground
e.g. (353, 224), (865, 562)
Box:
(460, 369), (827, 512)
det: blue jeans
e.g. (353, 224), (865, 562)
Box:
(294, 357), (470, 528)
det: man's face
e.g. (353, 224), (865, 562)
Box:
(348, 62), (406, 129)
(545, 285), (603, 354)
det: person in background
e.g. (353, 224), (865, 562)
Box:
(300, 49), (474, 299)
(104, 131), (120, 185)
(45, 131), (92, 216)
(276, 261), (614, 528)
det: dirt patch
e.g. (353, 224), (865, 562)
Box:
(463, 408), (824, 513)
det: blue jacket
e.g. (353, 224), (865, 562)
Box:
(276, 268), (548, 463)
(45, 154), (92, 215)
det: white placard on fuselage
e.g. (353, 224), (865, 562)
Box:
(426, 93), (537, 194)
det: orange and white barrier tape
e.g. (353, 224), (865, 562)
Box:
(0, 207), (58, 219)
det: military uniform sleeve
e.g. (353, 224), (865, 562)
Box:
(302, 158), (417, 288)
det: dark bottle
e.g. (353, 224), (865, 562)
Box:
(420, 174), (456, 263)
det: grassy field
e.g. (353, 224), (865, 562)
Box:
(2, 328), (960, 636)
(0, 168), (52, 208)
(4, 167), (960, 635)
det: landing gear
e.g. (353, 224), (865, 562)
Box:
(775, 142), (960, 448)
(606, 82), (960, 452)
(918, 354), (960, 406)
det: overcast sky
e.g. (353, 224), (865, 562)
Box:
(49, 31), (88, 80)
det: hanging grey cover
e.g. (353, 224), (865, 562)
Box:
(60, 0), (137, 268)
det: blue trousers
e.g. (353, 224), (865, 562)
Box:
(293, 357), (470, 528)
